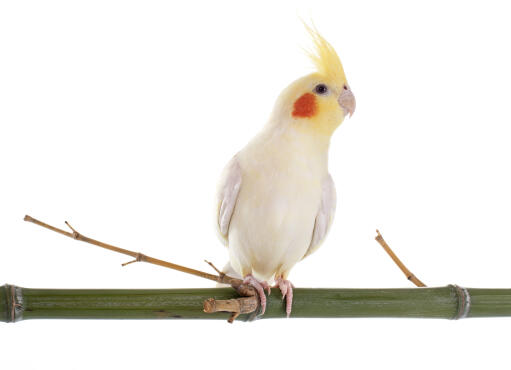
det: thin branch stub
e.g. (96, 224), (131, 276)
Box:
(375, 229), (426, 287)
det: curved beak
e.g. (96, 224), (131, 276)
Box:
(338, 88), (356, 117)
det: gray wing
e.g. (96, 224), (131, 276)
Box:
(302, 174), (337, 259)
(215, 155), (242, 246)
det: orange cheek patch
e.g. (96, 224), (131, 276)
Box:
(292, 93), (317, 118)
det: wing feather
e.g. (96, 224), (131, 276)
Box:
(215, 156), (242, 245)
(303, 174), (336, 259)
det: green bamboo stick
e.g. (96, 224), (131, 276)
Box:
(13, 217), (511, 323)
(3, 284), (511, 323)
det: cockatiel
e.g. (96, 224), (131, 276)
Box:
(215, 26), (355, 316)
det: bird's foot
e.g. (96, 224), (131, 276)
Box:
(243, 275), (271, 315)
(274, 277), (294, 317)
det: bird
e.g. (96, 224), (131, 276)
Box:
(215, 25), (355, 317)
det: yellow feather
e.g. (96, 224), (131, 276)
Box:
(304, 23), (347, 86)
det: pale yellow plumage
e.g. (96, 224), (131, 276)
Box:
(228, 123), (329, 280)
(304, 24), (347, 87)
(215, 25), (355, 314)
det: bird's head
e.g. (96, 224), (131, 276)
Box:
(270, 26), (355, 137)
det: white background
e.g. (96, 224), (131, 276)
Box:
(1, 1), (510, 369)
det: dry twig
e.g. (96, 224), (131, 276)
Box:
(375, 229), (426, 287)
(24, 215), (258, 322)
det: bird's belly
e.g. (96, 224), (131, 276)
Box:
(228, 172), (321, 280)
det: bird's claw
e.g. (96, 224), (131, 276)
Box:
(275, 277), (294, 317)
(243, 275), (270, 315)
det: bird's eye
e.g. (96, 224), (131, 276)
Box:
(314, 84), (328, 95)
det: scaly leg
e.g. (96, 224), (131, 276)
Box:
(275, 276), (294, 317)
(243, 274), (271, 315)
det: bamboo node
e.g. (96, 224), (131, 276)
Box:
(5, 285), (24, 323)
(451, 284), (471, 320)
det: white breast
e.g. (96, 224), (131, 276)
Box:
(227, 127), (328, 281)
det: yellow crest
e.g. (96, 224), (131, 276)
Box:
(305, 24), (347, 86)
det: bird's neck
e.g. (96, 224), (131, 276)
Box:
(253, 122), (331, 174)
(266, 113), (332, 150)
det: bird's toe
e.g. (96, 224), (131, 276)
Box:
(275, 277), (294, 317)
(243, 275), (270, 315)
